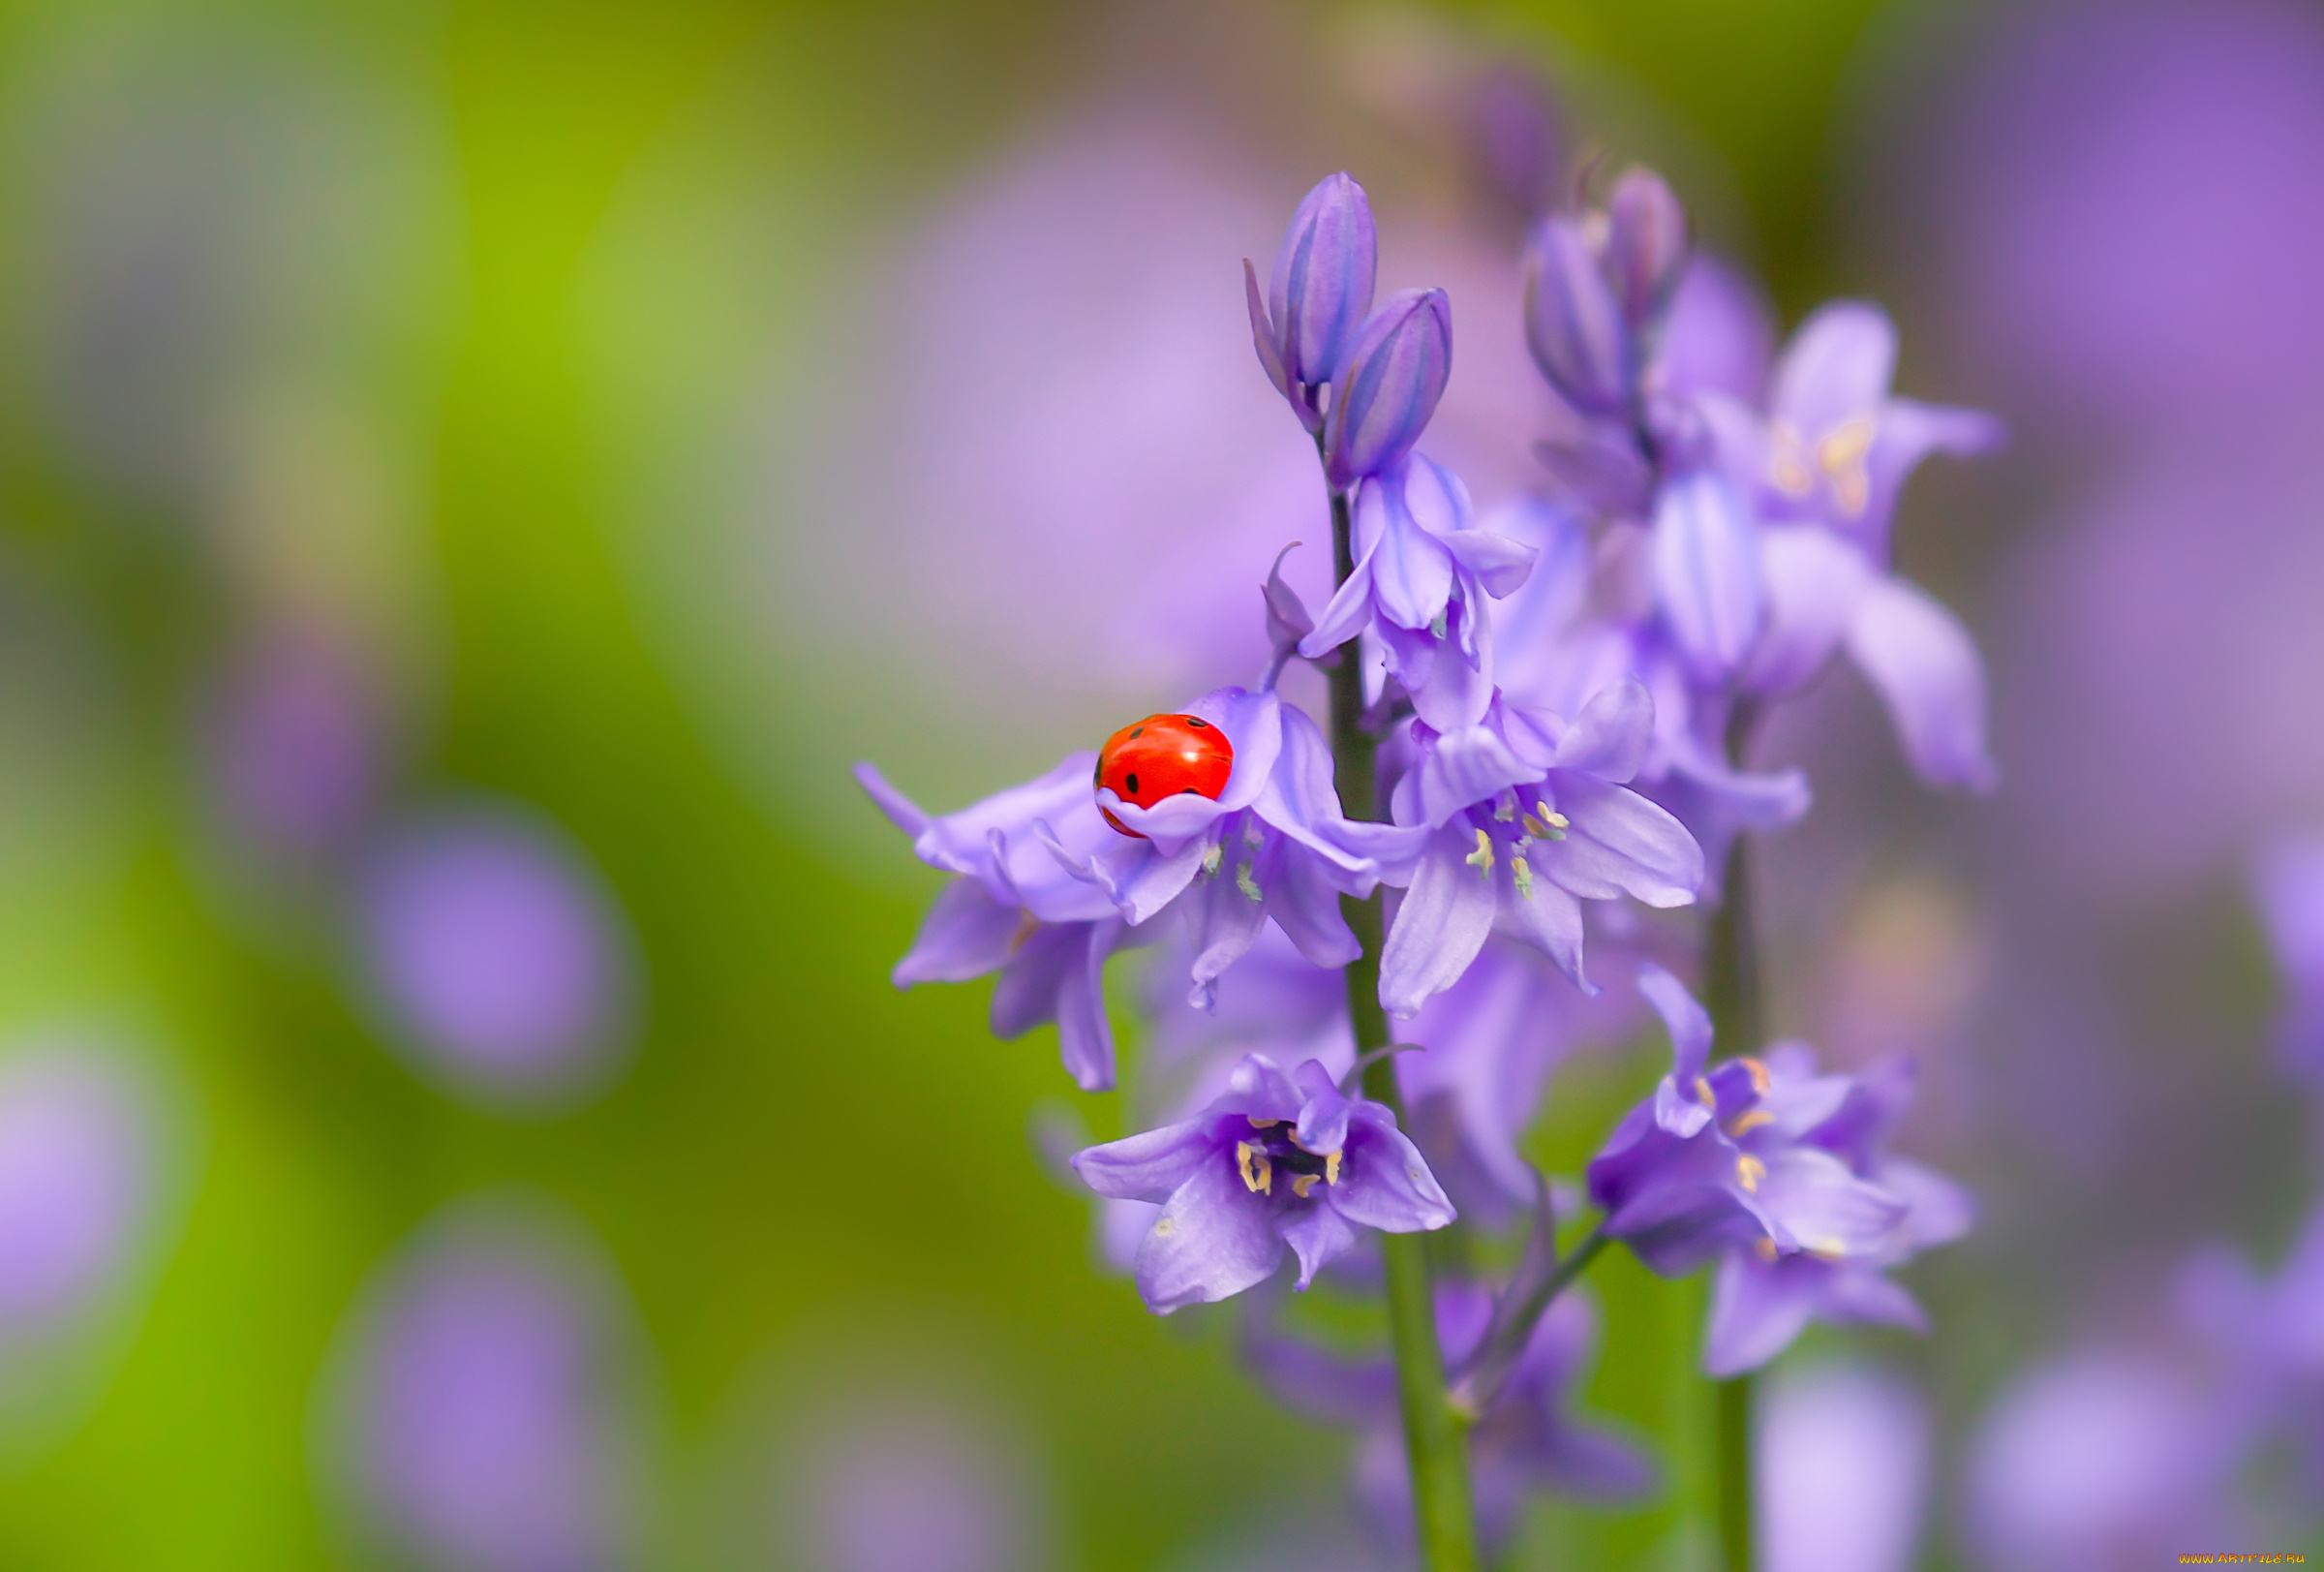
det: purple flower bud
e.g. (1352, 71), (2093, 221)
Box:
(1265, 172), (1377, 392)
(1603, 168), (1689, 334)
(1324, 288), (1452, 488)
(1523, 217), (1633, 417)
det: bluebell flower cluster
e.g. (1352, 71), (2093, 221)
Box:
(860, 164), (1987, 1536)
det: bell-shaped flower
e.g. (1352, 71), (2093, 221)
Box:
(1039, 687), (1424, 1011)
(1246, 172), (1377, 431)
(1377, 680), (1703, 1016)
(1298, 456), (1536, 726)
(1070, 1054), (1454, 1313)
(1651, 466), (1765, 686)
(1324, 288), (1452, 488)
(1244, 1282), (1650, 1554)
(1521, 166), (1693, 427)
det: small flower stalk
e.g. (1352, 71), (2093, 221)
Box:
(859, 157), (1990, 1572)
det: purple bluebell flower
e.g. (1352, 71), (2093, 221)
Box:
(1070, 1054), (1453, 1312)
(1758, 1361), (1931, 1572)
(322, 1195), (645, 1572)
(1603, 169), (1690, 343)
(1586, 966), (1961, 1344)
(1246, 1282), (1650, 1553)
(1324, 289), (1452, 488)
(1377, 680), (1703, 1015)
(858, 751), (1141, 1090)
(1043, 687), (1424, 1012)
(356, 807), (639, 1111)
(1651, 466), (1763, 685)
(1520, 168), (1689, 426)
(1300, 456), (1537, 726)
(1247, 173), (1377, 430)
(0, 1042), (159, 1345)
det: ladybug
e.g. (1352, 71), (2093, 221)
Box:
(1094, 713), (1235, 838)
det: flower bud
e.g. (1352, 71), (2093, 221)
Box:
(1325, 288), (1452, 488)
(1523, 217), (1633, 418)
(1604, 167), (1690, 334)
(1267, 172), (1377, 389)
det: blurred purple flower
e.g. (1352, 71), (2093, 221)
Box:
(1072, 1053), (1453, 1313)
(776, 1400), (1050, 1572)
(0, 1043), (156, 1344)
(357, 806), (638, 1109)
(2252, 830), (2324, 1082)
(1247, 172), (1377, 428)
(1758, 1361), (1930, 1572)
(1246, 1283), (1649, 1555)
(1378, 680), (1702, 1014)
(325, 1196), (646, 1572)
(203, 628), (382, 865)
(1965, 1347), (2242, 1570)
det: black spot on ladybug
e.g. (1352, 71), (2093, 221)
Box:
(1130, 725), (1144, 738)
(1178, 786), (1200, 795)
(1184, 716), (1208, 728)
(1092, 759), (1103, 786)
(1125, 772), (1140, 795)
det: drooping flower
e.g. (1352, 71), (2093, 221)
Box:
(1377, 680), (1703, 1015)
(1246, 172), (1378, 431)
(1070, 1054), (1454, 1313)
(1298, 455), (1537, 725)
(1244, 1282), (1650, 1553)
(1043, 687), (1423, 1011)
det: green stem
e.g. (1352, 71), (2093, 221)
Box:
(1703, 698), (1763, 1572)
(1323, 472), (1478, 1572)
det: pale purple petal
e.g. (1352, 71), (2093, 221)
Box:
(1544, 679), (1654, 783)
(1745, 525), (1874, 697)
(1380, 830), (1499, 1018)
(1533, 774), (1703, 908)
(1278, 1201), (1361, 1289)
(1760, 1361), (1931, 1572)
(1772, 300), (1896, 437)
(854, 761), (933, 840)
(1652, 469), (1764, 682)
(1070, 1117), (1217, 1202)
(1490, 865), (1588, 992)
(1705, 1249), (1820, 1376)
(1440, 530), (1538, 599)
(893, 879), (1024, 988)
(1636, 963), (1713, 1085)
(1133, 1156), (1284, 1313)
(1844, 573), (1998, 792)
(1327, 1112), (1456, 1232)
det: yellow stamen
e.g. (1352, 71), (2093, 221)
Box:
(1512, 855), (1534, 901)
(1236, 1141), (1272, 1195)
(1465, 828), (1494, 879)
(1769, 420), (1814, 497)
(1809, 1236), (1848, 1261)
(1247, 1116), (1279, 1128)
(1755, 1236), (1780, 1261)
(1739, 1057), (1771, 1094)
(1735, 1154), (1766, 1193)
(1325, 1150), (1343, 1187)
(1291, 1174), (1320, 1199)
(1695, 1076), (1717, 1108)
(1202, 843), (1224, 876)
(1728, 1109), (1775, 1136)
(1522, 807), (1571, 841)
(1817, 415), (1877, 518)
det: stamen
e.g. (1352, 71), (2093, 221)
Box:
(1769, 420), (1814, 497)
(1291, 1174), (1320, 1199)
(1430, 606), (1448, 639)
(1739, 1057), (1771, 1094)
(1728, 1109), (1775, 1136)
(1735, 1154), (1766, 1193)
(1007, 909), (1041, 956)
(1522, 806), (1570, 841)
(1201, 844), (1224, 877)
(1247, 1116), (1279, 1128)
(1809, 1236), (1848, 1261)
(1236, 859), (1263, 903)
(1695, 1076), (1716, 1107)
(1817, 415), (1877, 519)
(1512, 855), (1535, 900)
(1236, 1142), (1273, 1195)
(1755, 1236), (1780, 1261)
(1324, 1150), (1343, 1187)
(1493, 796), (1516, 822)
(1465, 828), (1495, 879)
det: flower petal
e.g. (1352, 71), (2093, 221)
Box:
(1773, 300), (1896, 438)
(1071, 1116), (1217, 1202)
(1746, 525), (1874, 697)
(1380, 829), (1499, 1017)
(1704, 1249), (1822, 1377)
(892, 878), (1023, 987)
(1545, 678), (1654, 783)
(1534, 774), (1704, 908)
(1133, 1156), (1286, 1313)
(1278, 1200), (1362, 1289)
(1636, 963), (1714, 1085)
(1845, 573), (1998, 793)
(1652, 469), (1764, 682)
(1330, 1110), (1457, 1232)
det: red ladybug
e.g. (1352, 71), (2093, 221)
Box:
(1094, 713), (1235, 838)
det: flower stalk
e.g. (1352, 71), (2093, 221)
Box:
(1702, 700), (1765, 1572)
(1324, 468), (1480, 1572)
